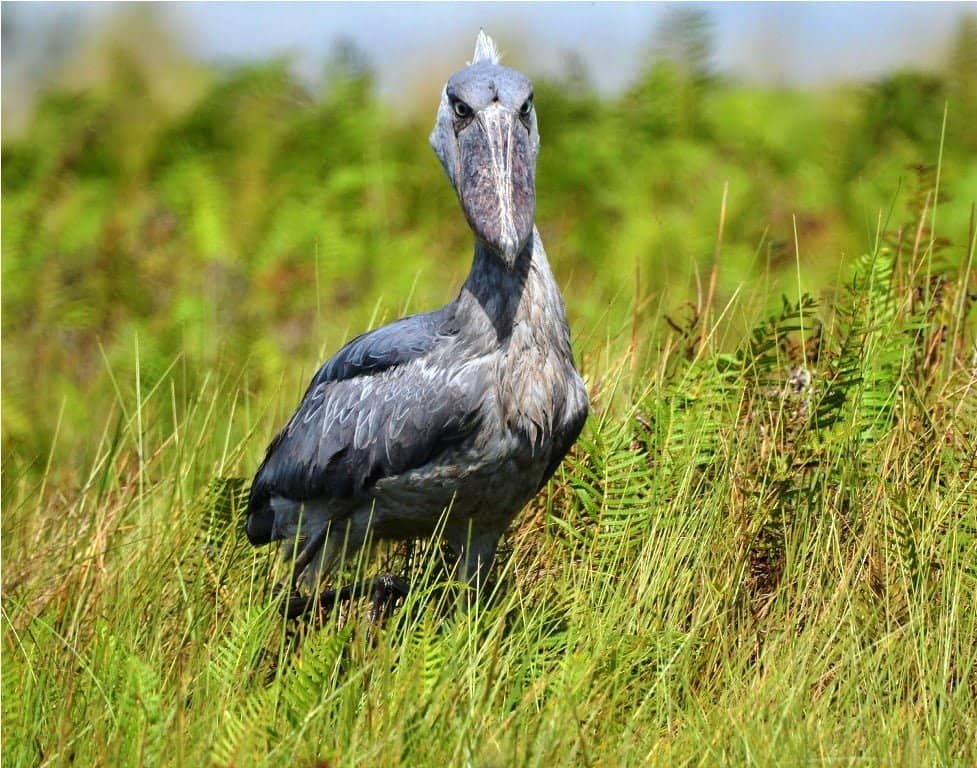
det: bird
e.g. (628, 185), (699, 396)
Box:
(245, 31), (589, 613)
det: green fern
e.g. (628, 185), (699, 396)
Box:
(210, 683), (276, 766)
(119, 653), (166, 767)
(277, 626), (354, 728)
(210, 620), (354, 765)
(555, 416), (655, 561)
(825, 248), (903, 442)
(198, 476), (250, 554)
(201, 603), (281, 763)
(205, 605), (274, 689)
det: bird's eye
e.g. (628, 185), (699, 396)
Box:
(453, 100), (472, 119)
(519, 96), (533, 116)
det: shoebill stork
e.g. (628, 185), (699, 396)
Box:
(245, 31), (588, 614)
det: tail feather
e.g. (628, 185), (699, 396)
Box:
(244, 485), (275, 545)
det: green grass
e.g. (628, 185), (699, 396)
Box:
(3, 19), (977, 765)
(3, 217), (974, 765)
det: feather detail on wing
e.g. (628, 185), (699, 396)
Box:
(245, 309), (480, 545)
(536, 371), (588, 491)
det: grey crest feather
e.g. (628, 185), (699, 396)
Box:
(470, 30), (501, 65)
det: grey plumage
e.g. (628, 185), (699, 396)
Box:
(246, 32), (588, 589)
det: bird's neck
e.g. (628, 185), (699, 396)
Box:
(458, 229), (580, 448)
(457, 229), (571, 352)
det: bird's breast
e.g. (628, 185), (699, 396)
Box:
(494, 320), (572, 455)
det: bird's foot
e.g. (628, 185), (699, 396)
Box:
(274, 573), (409, 624)
(273, 583), (313, 620)
(367, 573), (410, 624)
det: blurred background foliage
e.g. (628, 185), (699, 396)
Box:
(3, 7), (977, 488)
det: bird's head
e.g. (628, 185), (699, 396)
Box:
(430, 31), (538, 268)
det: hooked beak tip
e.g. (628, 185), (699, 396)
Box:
(500, 236), (520, 267)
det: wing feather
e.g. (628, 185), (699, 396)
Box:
(245, 308), (479, 544)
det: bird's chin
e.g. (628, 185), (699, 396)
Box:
(479, 230), (532, 268)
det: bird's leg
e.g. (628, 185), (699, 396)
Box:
(453, 531), (499, 590)
(446, 529), (500, 611)
(270, 525), (331, 618)
(288, 525), (330, 589)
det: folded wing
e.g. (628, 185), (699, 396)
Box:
(245, 309), (480, 544)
